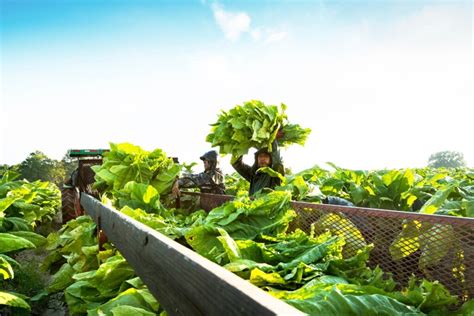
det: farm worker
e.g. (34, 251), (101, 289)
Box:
(172, 150), (226, 196)
(232, 134), (285, 196)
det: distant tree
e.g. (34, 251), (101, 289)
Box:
(8, 151), (79, 187)
(428, 151), (466, 169)
(18, 151), (56, 182)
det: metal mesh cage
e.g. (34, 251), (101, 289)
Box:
(188, 192), (474, 303)
(288, 201), (474, 302)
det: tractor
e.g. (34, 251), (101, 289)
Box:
(61, 149), (109, 223)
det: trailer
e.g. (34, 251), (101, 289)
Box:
(80, 191), (474, 315)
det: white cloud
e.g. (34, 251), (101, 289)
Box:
(211, 3), (251, 41)
(210, 3), (288, 44)
(264, 31), (288, 44)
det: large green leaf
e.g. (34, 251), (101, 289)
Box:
(420, 185), (455, 214)
(126, 182), (159, 204)
(152, 163), (181, 194)
(117, 182), (162, 211)
(70, 255), (135, 297)
(0, 255), (14, 280)
(349, 183), (367, 205)
(280, 123), (311, 147)
(278, 236), (339, 270)
(0, 233), (36, 253)
(462, 199), (474, 218)
(120, 206), (182, 239)
(0, 196), (20, 213)
(64, 280), (103, 314)
(110, 305), (156, 316)
(389, 277), (458, 312)
(0, 217), (31, 233)
(286, 288), (422, 315)
(0, 291), (31, 310)
(224, 259), (274, 275)
(7, 231), (46, 248)
(258, 167), (286, 182)
(88, 288), (158, 316)
(454, 299), (474, 316)
(389, 220), (422, 261)
(418, 224), (455, 269)
(217, 228), (241, 262)
(185, 225), (224, 263)
(48, 263), (76, 293)
(95, 168), (116, 185)
(249, 268), (286, 287)
(314, 213), (367, 258)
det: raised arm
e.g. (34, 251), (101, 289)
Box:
(231, 155), (253, 182)
(271, 140), (285, 176)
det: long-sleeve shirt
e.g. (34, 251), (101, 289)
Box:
(178, 168), (226, 194)
(232, 141), (284, 196)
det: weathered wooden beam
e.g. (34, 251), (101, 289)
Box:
(81, 194), (304, 316)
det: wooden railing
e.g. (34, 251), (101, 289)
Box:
(80, 194), (304, 316)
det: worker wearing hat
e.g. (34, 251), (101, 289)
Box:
(232, 137), (285, 196)
(172, 150), (226, 197)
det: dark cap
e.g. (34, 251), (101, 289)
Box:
(200, 150), (218, 162)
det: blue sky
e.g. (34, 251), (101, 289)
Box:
(1, 0), (472, 171)
(1, 1), (431, 52)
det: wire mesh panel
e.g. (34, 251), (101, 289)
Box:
(290, 202), (474, 303)
(191, 192), (474, 303)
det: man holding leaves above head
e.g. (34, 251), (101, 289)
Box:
(232, 131), (285, 196)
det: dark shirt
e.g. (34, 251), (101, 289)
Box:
(178, 168), (226, 194)
(232, 141), (284, 196)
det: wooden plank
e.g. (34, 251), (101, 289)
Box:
(81, 194), (304, 316)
